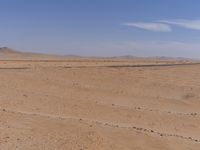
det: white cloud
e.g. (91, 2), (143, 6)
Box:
(122, 22), (172, 32)
(159, 19), (200, 30)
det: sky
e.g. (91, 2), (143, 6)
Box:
(1, 0), (200, 58)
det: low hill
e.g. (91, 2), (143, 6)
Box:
(0, 47), (71, 60)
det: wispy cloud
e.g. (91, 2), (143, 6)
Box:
(159, 19), (200, 30)
(122, 22), (172, 32)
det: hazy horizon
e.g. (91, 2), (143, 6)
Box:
(1, 0), (200, 58)
(0, 46), (199, 60)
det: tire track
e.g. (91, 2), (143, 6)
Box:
(106, 103), (199, 117)
(1, 108), (200, 143)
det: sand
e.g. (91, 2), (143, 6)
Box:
(0, 56), (200, 149)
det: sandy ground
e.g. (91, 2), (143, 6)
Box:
(0, 59), (200, 150)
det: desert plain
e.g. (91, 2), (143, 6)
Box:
(0, 48), (200, 150)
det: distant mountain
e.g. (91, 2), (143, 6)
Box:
(111, 55), (195, 61)
(110, 55), (139, 59)
(0, 47), (79, 60)
(0, 47), (197, 61)
(0, 47), (19, 53)
(0, 47), (26, 59)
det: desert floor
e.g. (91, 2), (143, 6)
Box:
(0, 59), (200, 150)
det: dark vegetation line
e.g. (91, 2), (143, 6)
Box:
(0, 67), (30, 70)
(0, 59), (131, 62)
(0, 63), (200, 70)
(64, 62), (200, 69)
(106, 62), (200, 68)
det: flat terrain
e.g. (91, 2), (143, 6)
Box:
(0, 58), (200, 150)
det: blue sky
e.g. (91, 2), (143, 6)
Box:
(1, 0), (200, 58)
